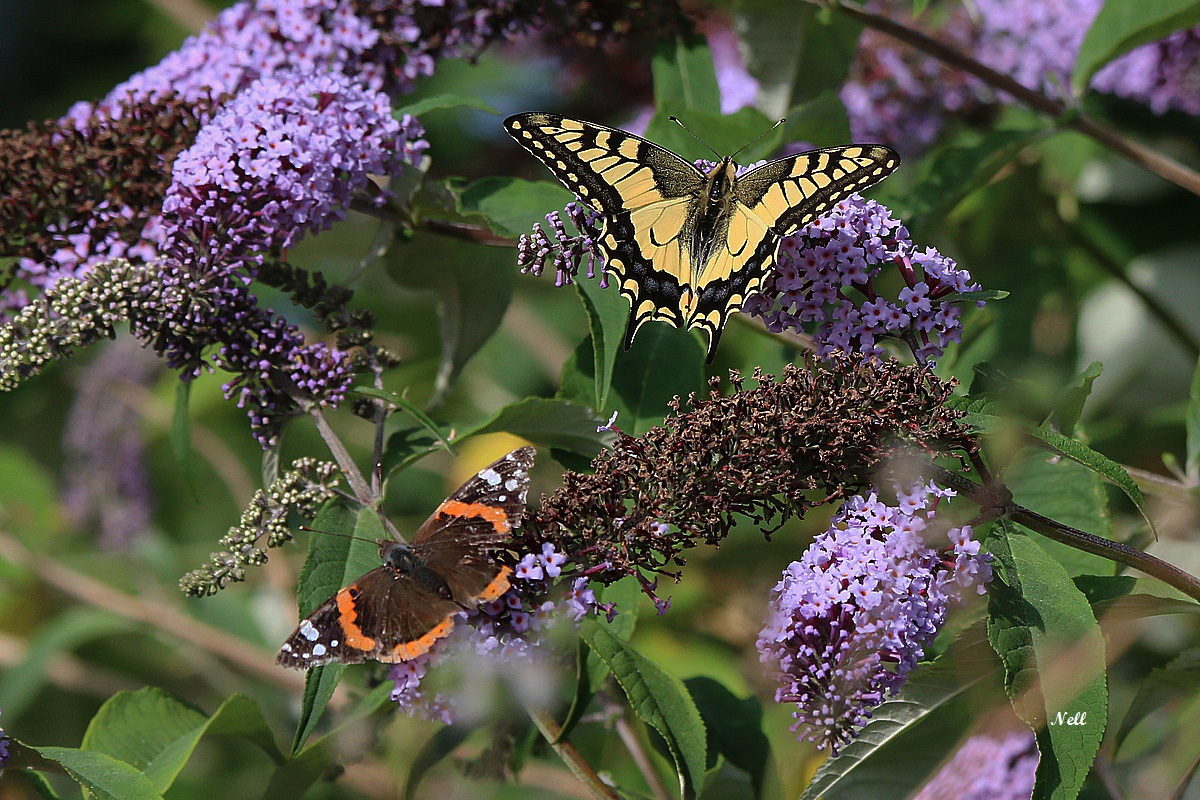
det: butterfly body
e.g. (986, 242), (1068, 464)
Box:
(505, 113), (900, 361)
(277, 447), (535, 669)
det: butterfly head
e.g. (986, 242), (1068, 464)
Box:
(703, 157), (739, 209)
(380, 539), (418, 570)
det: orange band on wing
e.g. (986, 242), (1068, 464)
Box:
(439, 500), (511, 534)
(379, 616), (456, 662)
(335, 587), (377, 651)
(474, 565), (513, 603)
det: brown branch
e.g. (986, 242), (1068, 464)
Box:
(528, 707), (621, 800)
(421, 218), (517, 248)
(615, 714), (672, 800)
(934, 468), (1200, 602)
(306, 404), (374, 506)
(821, 0), (1200, 198)
(0, 530), (311, 693)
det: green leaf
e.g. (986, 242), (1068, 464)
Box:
(291, 502), (379, 752)
(274, 684), (394, 798)
(580, 622), (708, 798)
(652, 35), (721, 114)
(1050, 361), (1103, 435)
(575, 279), (628, 410)
(29, 747), (164, 800)
(986, 523), (1107, 800)
(292, 666), (345, 756)
(1074, 0), (1200, 92)
(683, 678), (771, 798)
(1026, 425), (1150, 527)
(0, 608), (132, 721)
(380, 424), (446, 481)
(801, 627), (997, 800)
(889, 129), (1045, 233)
(556, 639), (601, 745)
(1187, 354), (1200, 481)
(557, 578), (644, 743)
(1092, 593), (1200, 618)
(395, 93), (500, 118)
(83, 689), (282, 792)
(1115, 647), (1200, 751)
(780, 91), (852, 150)
(458, 176), (575, 239)
(386, 231), (517, 404)
(263, 738), (333, 800)
(352, 386), (456, 456)
(939, 288), (1010, 304)
(1072, 574), (1137, 605)
(645, 107), (781, 164)
(404, 725), (477, 799)
(17, 769), (62, 800)
(560, 324), (706, 437)
(170, 380), (198, 500)
(736, 2), (862, 115)
(613, 324), (705, 434)
(455, 397), (613, 459)
(1006, 447), (1116, 576)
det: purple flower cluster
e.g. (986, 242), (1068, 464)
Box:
(743, 194), (980, 364)
(129, 70), (420, 444)
(756, 482), (991, 753)
(0, 710), (8, 771)
(973, 0), (1200, 115)
(914, 729), (1038, 800)
(72, 0), (401, 119)
(161, 69), (420, 275)
(971, 0), (1091, 98)
(1092, 28), (1200, 116)
(389, 543), (598, 721)
(844, 0), (1200, 153)
(517, 202), (606, 287)
(62, 339), (159, 549)
(841, 19), (986, 156)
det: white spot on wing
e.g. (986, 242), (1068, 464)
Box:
(300, 620), (319, 641)
(312, 643), (327, 657)
(480, 468), (502, 486)
(505, 478), (519, 491)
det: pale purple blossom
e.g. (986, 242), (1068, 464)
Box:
(914, 729), (1038, 800)
(757, 483), (991, 753)
(746, 194), (980, 364)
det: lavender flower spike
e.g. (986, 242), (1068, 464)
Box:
(757, 482), (991, 753)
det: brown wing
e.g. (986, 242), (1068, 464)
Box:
(411, 447), (535, 604)
(276, 566), (460, 669)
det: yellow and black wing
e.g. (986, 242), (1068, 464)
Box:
(732, 145), (900, 237)
(685, 145), (900, 356)
(504, 112), (706, 345)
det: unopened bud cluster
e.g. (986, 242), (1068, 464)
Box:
(179, 459), (342, 596)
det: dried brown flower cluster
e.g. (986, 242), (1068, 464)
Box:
(519, 357), (976, 591)
(0, 96), (208, 267)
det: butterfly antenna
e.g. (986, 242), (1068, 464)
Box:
(729, 118), (787, 161)
(668, 116), (721, 159)
(298, 525), (380, 545)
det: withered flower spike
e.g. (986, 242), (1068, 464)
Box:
(518, 357), (975, 586)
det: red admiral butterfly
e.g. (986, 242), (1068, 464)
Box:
(277, 447), (535, 669)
